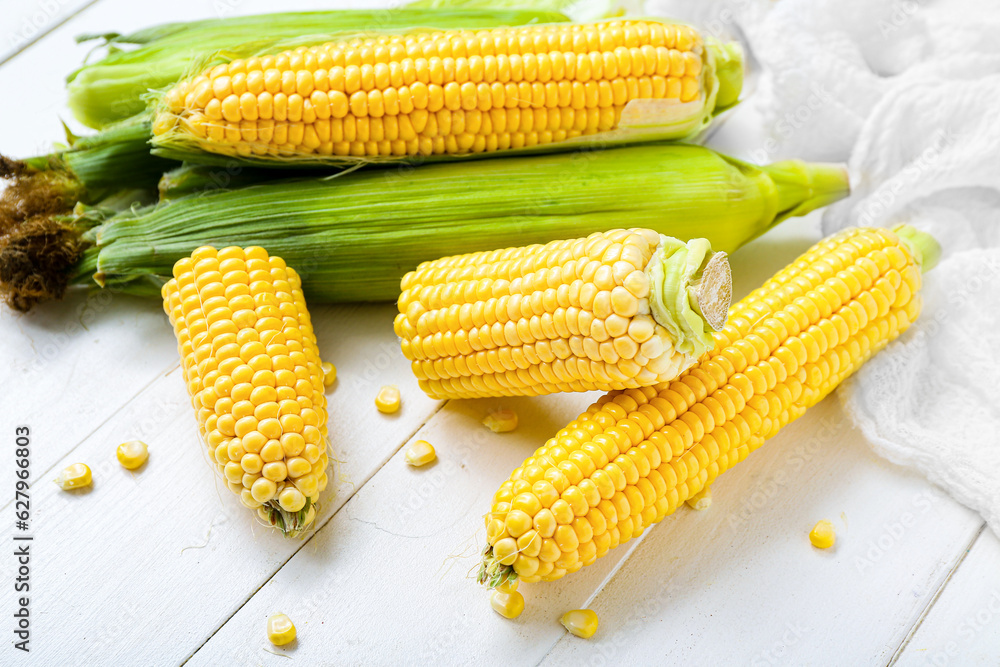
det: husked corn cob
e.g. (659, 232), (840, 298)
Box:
(479, 225), (939, 587)
(396, 231), (732, 399)
(152, 19), (742, 163)
(69, 9), (570, 129)
(162, 245), (330, 536)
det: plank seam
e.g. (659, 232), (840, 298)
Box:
(533, 525), (656, 666)
(0, 0), (104, 68)
(179, 398), (450, 665)
(886, 521), (987, 666)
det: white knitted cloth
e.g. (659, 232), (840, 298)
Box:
(646, 0), (1000, 533)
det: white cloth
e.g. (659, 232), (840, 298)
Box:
(646, 0), (1000, 533)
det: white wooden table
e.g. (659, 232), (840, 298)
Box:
(2, 2), (998, 665)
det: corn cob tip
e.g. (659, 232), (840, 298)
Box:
(478, 543), (518, 591)
(764, 160), (851, 223)
(892, 224), (941, 273)
(258, 496), (317, 537)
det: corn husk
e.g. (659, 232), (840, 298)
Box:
(67, 144), (847, 303)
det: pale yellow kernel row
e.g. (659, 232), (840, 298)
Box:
(200, 21), (699, 75)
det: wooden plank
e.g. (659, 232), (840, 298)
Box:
(0, 0), (97, 65)
(1, 291), (179, 477)
(0, 302), (442, 665)
(183, 390), (654, 666)
(894, 528), (1000, 666)
(539, 396), (984, 666)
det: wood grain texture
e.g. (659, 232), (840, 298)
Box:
(0, 303), (441, 665)
(185, 392), (647, 666)
(0, 0), (95, 64)
(0, 1), (991, 664)
(895, 529), (1000, 666)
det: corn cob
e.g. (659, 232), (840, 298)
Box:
(0, 144), (846, 312)
(479, 225), (940, 588)
(396, 231), (732, 399)
(150, 19), (743, 165)
(68, 9), (570, 129)
(162, 245), (330, 536)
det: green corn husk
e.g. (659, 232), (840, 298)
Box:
(406, 0), (622, 22)
(55, 144), (848, 305)
(148, 19), (744, 168)
(157, 162), (306, 202)
(68, 9), (570, 129)
(23, 119), (174, 199)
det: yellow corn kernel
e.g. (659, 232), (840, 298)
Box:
(483, 409), (518, 433)
(322, 361), (337, 387)
(809, 520), (836, 549)
(154, 19), (720, 160)
(490, 590), (525, 620)
(495, 578), (519, 595)
(397, 230), (730, 399)
(161, 245), (328, 537)
(405, 439), (436, 467)
(479, 226), (938, 585)
(685, 486), (711, 511)
(278, 487), (307, 513)
(266, 613), (297, 646)
(55, 463), (92, 490)
(375, 385), (401, 413)
(116, 440), (149, 470)
(560, 609), (599, 639)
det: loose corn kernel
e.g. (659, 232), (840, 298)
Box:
(375, 385), (401, 413)
(685, 486), (711, 511)
(116, 440), (149, 470)
(322, 361), (337, 387)
(560, 609), (599, 639)
(266, 613), (297, 646)
(483, 409), (518, 433)
(809, 520), (836, 549)
(490, 590), (525, 620)
(405, 439), (436, 467)
(55, 463), (92, 490)
(479, 226), (935, 585)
